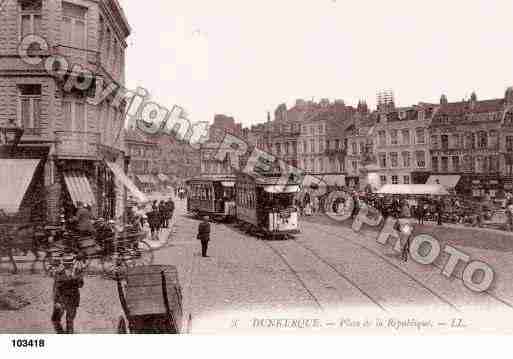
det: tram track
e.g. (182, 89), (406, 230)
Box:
(219, 219), (465, 315)
(259, 240), (325, 312)
(290, 240), (388, 312)
(256, 236), (388, 314)
(304, 221), (513, 313)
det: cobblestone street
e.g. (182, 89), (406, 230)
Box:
(2, 195), (513, 334)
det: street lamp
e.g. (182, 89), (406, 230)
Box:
(0, 119), (24, 155)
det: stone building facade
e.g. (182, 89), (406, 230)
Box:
(372, 104), (436, 187)
(429, 90), (513, 197)
(0, 0), (133, 222)
(344, 104), (377, 188)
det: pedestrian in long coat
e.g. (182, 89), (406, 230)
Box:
(436, 199), (444, 226)
(158, 201), (167, 230)
(146, 207), (159, 240)
(417, 200), (425, 224)
(197, 216), (211, 258)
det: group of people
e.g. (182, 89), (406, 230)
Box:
(174, 187), (187, 200)
(296, 193), (320, 217)
(134, 199), (175, 240)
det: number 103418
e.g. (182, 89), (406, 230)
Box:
(11, 339), (45, 348)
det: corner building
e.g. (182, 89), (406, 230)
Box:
(0, 0), (141, 222)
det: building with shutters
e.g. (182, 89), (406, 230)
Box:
(0, 0), (145, 223)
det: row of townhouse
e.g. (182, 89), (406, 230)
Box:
(199, 88), (513, 198)
(346, 89), (513, 197)
(0, 0), (146, 222)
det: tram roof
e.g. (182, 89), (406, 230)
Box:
(186, 175), (237, 184)
(237, 172), (302, 186)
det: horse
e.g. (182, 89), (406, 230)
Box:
(0, 223), (47, 274)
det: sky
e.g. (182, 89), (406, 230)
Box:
(121, 0), (513, 127)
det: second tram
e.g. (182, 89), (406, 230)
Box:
(186, 176), (236, 221)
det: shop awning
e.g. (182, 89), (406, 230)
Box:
(377, 184), (450, 196)
(321, 174), (346, 187)
(63, 171), (96, 207)
(264, 185), (301, 194)
(106, 161), (148, 203)
(157, 173), (170, 182)
(426, 175), (461, 188)
(0, 159), (40, 213)
(301, 175), (327, 188)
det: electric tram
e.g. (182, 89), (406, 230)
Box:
(185, 175), (236, 221)
(235, 172), (300, 239)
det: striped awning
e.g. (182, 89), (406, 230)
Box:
(106, 161), (148, 203)
(0, 159), (41, 213)
(63, 171), (96, 207)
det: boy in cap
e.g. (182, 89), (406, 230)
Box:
(50, 249), (85, 334)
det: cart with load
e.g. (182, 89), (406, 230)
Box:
(42, 220), (154, 276)
(116, 265), (185, 334)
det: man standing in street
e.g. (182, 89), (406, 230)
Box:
(50, 250), (84, 334)
(395, 219), (414, 262)
(436, 198), (444, 226)
(197, 216), (211, 258)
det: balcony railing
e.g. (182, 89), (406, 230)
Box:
(55, 131), (100, 159)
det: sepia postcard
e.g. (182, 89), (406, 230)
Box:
(1, 0), (513, 344)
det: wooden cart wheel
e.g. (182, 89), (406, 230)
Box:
(117, 316), (128, 334)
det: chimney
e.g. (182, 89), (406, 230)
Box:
(505, 87), (513, 105)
